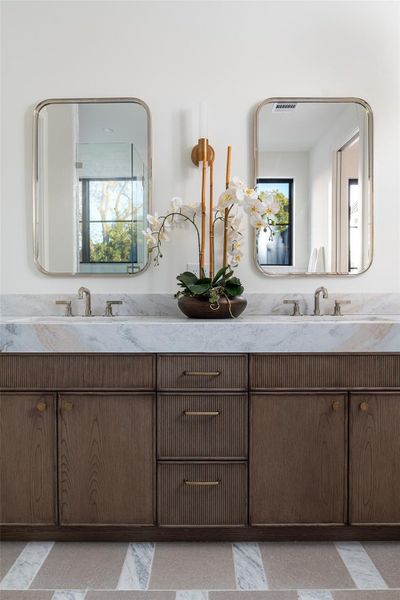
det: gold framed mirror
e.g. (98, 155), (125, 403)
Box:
(254, 97), (373, 277)
(33, 97), (151, 276)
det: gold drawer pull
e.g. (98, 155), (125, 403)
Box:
(183, 411), (221, 416)
(36, 401), (47, 412)
(63, 401), (74, 412)
(184, 480), (220, 486)
(183, 371), (221, 376)
(360, 401), (369, 412)
(332, 400), (341, 412)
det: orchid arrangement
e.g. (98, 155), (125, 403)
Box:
(143, 176), (286, 309)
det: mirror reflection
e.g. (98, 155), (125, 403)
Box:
(34, 99), (151, 275)
(255, 99), (373, 276)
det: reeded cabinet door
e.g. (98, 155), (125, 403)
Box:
(0, 393), (56, 524)
(350, 392), (400, 524)
(250, 393), (347, 524)
(59, 393), (155, 525)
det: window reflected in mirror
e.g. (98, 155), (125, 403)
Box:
(254, 99), (373, 276)
(34, 99), (151, 276)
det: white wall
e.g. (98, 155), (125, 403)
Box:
(1, 0), (399, 294)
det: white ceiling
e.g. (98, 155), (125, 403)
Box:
(257, 102), (359, 152)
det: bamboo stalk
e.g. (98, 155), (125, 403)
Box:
(209, 159), (214, 280)
(199, 138), (207, 278)
(222, 145), (232, 269)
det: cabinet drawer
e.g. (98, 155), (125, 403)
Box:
(0, 354), (155, 390)
(158, 354), (247, 390)
(158, 462), (247, 526)
(158, 394), (248, 459)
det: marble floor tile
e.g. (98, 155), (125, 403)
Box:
(30, 543), (128, 590)
(232, 542), (269, 590)
(0, 542), (27, 579)
(0, 542), (54, 590)
(0, 593), (53, 600)
(148, 543), (236, 590)
(332, 592), (400, 600)
(298, 592), (334, 600)
(175, 592), (208, 600)
(51, 591), (87, 600)
(259, 543), (355, 590)
(117, 543), (155, 590)
(86, 593), (176, 599)
(209, 593), (298, 599)
(335, 543), (388, 590)
(362, 543), (400, 588)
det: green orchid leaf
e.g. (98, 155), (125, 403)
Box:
(177, 271), (199, 287)
(212, 266), (231, 285)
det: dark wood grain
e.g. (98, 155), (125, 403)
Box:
(250, 354), (400, 390)
(59, 393), (155, 525)
(250, 393), (347, 525)
(157, 393), (248, 459)
(158, 354), (248, 390)
(0, 354), (155, 390)
(0, 393), (56, 525)
(2, 524), (400, 542)
(158, 462), (247, 526)
(350, 392), (400, 524)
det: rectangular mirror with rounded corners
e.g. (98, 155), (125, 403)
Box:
(254, 98), (373, 276)
(33, 98), (151, 276)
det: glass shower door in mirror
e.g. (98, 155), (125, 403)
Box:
(33, 98), (151, 275)
(254, 98), (373, 276)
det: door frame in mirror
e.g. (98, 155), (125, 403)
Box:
(33, 97), (152, 277)
(253, 97), (374, 277)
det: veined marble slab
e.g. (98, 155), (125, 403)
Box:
(1, 293), (400, 318)
(1, 315), (400, 353)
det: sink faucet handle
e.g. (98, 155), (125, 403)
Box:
(283, 299), (302, 316)
(55, 300), (73, 317)
(105, 300), (123, 317)
(333, 299), (351, 316)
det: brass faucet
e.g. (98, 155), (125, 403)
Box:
(78, 286), (92, 317)
(313, 286), (328, 316)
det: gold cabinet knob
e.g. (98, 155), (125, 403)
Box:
(36, 401), (47, 412)
(63, 401), (73, 412)
(332, 400), (341, 412)
(360, 401), (369, 412)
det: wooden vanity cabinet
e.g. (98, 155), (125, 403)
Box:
(1, 352), (400, 541)
(350, 392), (400, 525)
(0, 393), (56, 525)
(250, 392), (347, 525)
(59, 393), (155, 526)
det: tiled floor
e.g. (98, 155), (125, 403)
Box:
(0, 542), (399, 599)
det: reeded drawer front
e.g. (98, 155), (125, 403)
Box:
(158, 394), (248, 459)
(158, 354), (247, 390)
(0, 354), (155, 390)
(158, 462), (247, 526)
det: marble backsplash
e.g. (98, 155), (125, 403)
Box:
(1, 293), (399, 318)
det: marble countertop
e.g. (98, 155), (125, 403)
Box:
(1, 314), (400, 353)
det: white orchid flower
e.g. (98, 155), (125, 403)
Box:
(263, 198), (280, 216)
(147, 212), (162, 232)
(181, 202), (201, 219)
(250, 213), (267, 229)
(229, 176), (246, 191)
(244, 188), (258, 201)
(244, 198), (266, 217)
(229, 249), (243, 267)
(217, 190), (235, 209)
(142, 228), (157, 246)
(170, 196), (183, 212)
